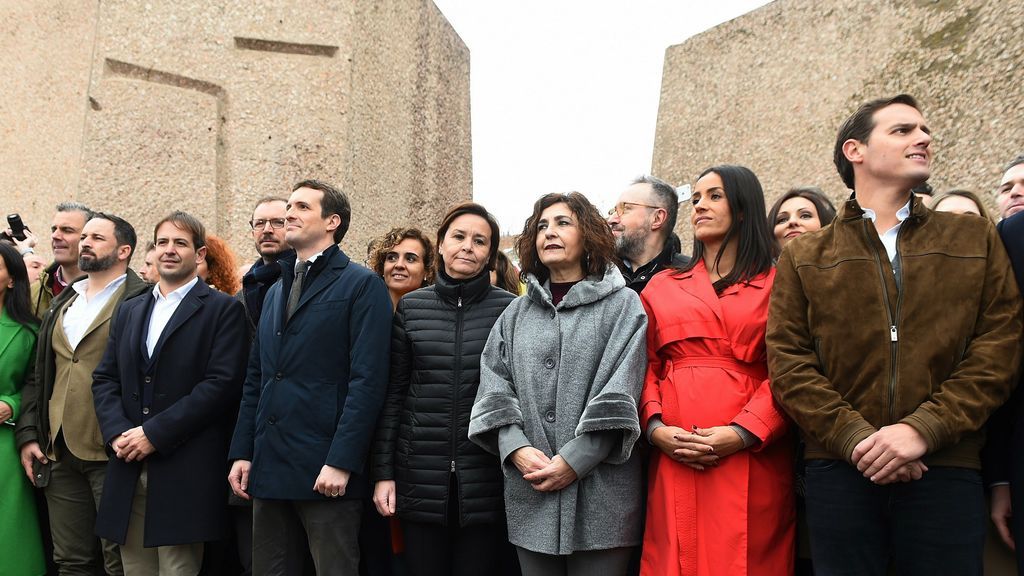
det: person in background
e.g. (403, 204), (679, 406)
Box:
(607, 176), (687, 293)
(0, 242), (47, 576)
(31, 202), (93, 317)
(138, 241), (159, 283)
(640, 165), (793, 576)
(372, 203), (517, 576)
(470, 192), (647, 576)
(995, 155), (1024, 221)
(238, 196), (293, 337)
(931, 189), (991, 220)
(198, 233), (241, 294)
(369, 227), (435, 309)
(490, 251), (521, 295)
(767, 186), (837, 253)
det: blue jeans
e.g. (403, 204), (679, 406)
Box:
(803, 459), (984, 576)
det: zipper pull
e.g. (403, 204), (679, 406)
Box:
(450, 460), (456, 472)
(457, 296), (462, 308)
(890, 325), (898, 342)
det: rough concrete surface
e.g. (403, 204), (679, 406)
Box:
(1, 0), (470, 266)
(653, 0), (1024, 244)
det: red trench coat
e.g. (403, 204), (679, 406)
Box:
(639, 263), (794, 576)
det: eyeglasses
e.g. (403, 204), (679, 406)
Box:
(607, 201), (662, 217)
(250, 218), (286, 230)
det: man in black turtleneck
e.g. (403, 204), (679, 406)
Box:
(607, 175), (688, 293)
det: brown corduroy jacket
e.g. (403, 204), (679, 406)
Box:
(767, 194), (1023, 468)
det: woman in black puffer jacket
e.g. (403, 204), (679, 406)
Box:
(371, 202), (517, 576)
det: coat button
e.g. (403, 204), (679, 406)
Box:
(144, 376), (152, 383)
(544, 411), (556, 423)
(72, 357), (79, 363)
(544, 358), (555, 369)
(131, 393), (139, 400)
(142, 407), (150, 415)
(268, 416), (277, 425)
(276, 331), (282, 336)
(275, 373), (283, 380)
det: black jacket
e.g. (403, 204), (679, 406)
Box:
(620, 235), (689, 293)
(371, 270), (515, 526)
(235, 251), (293, 339)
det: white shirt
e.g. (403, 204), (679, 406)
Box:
(62, 274), (127, 350)
(862, 200), (912, 263)
(146, 277), (199, 357)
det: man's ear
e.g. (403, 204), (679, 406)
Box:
(196, 246), (208, 264)
(843, 138), (865, 165)
(649, 208), (668, 232)
(325, 214), (341, 233)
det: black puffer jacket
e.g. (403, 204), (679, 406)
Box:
(371, 269), (516, 526)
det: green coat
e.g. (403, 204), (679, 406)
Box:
(0, 309), (45, 576)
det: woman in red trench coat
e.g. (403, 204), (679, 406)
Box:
(640, 165), (795, 576)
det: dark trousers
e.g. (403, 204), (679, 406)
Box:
(253, 498), (362, 576)
(400, 475), (512, 576)
(515, 546), (633, 576)
(804, 460), (985, 576)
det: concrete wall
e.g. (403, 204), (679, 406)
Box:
(1, 0), (471, 265)
(653, 0), (1024, 239)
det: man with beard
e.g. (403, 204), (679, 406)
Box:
(995, 155), (1024, 221)
(238, 196), (292, 337)
(93, 211), (248, 574)
(606, 175), (687, 293)
(17, 213), (147, 576)
(31, 202), (94, 317)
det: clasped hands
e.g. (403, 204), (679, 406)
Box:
(651, 425), (744, 471)
(511, 446), (577, 492)
(112, 426), (155, 462)
(851, 423), (928, 485)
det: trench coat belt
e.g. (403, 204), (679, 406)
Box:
(670, 355), (768, 381)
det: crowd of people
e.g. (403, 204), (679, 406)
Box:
(2, 93), (1024, 576)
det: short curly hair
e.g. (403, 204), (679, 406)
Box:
(369, 227), (435, 286)
(202, 234), (240, 294)
(516, 192), (617, 283)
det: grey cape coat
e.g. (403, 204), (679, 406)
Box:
(469, 264), (647, 555)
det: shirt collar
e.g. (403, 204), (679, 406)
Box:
(72, 273), (127, 297)
(152, 276), (199, 303)
(862, 199), (912, 224)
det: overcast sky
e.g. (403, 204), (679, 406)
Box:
(431, 1), (774, 234)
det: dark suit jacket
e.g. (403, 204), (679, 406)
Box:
(92, 279), (248, 546)
(228, 245), (392, 501)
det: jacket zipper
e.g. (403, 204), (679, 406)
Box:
(449, 288), (465, 526)
(862, 218), (902, 423)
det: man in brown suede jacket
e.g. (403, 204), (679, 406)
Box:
(767, 94), (1022, 575)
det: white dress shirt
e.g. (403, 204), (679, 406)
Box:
(146, 277), (199, 357)
(862, 200), (912, 263)
(62, 274), (127, 350)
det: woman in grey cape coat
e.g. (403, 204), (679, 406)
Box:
(469, 192), (648, 576)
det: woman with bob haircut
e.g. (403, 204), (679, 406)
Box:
(768, 186), (837, 254)
(371, 203), (518, 576)
(369, 227), (436, 309)
(640, 165), (794, 576)
(0, 241), (47, 576)
(197, 233), (240, 294)
(470, 192), (647, 575)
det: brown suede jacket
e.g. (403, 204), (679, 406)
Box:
(767, 194), (1022, 468)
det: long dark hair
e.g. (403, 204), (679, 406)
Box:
(516, 192), (617, 284)
(674, 165), (774, 292)
(0, 242), (37, 327)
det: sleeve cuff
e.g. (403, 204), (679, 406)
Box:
(498, 424), (532, 463)
(729, 423), (760, 449)
(559, 431), (618, 479)
(646, 415), (665, 442)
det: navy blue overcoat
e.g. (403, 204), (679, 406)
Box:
(229, 246), (392, 501)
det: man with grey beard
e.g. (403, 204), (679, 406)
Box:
(17, 213), (148, 576)
(607, 175), (688, 293)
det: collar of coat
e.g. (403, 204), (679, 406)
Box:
(434, 266), (491, 306)
(525, 264), (626, 310)
(839, 190), (930, 224)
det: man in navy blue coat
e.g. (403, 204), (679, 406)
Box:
(93, 211), (249, 574)
(229, 179), (392, 575)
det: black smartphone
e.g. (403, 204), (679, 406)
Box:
(32, 458), (51, 488)
(7, 214), (26, 241)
